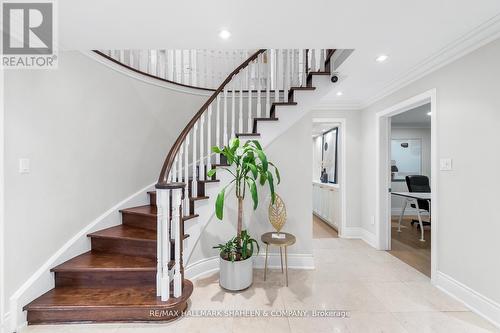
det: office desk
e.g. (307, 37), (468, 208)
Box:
(391, 192), (431, 242)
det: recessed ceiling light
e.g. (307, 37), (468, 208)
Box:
(376, 54), (389, 63)
(218, 29), (231, 40)
(427, 111), (432, 116)
(336, 91), (343, 96)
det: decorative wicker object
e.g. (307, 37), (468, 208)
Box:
(268, 193), (287, 232)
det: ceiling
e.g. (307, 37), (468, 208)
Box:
(59, 0), (500, 107)
(312, 123), (339, 137)
(391, 103), (431, 128)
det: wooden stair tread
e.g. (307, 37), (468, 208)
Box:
(182, 214), (199, 222)
(308, 71), (330, 75)
(51, 251), (156, 272)
(272, 101), (298, 106)
(189, 196), (209, 201)
(236, 133), (261, 137)
(120, 205), (156, 216)
(198, 179), (220, 183)
(88, 225), (156, 242)
(24, 282), (193, 309)
(290, 86), (316, 90)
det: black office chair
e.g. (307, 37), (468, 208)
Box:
(405, 175), (431, 227)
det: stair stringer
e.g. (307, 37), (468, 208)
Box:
(183, 74), (333, 267)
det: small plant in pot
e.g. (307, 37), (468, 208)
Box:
(208, 138), (280, 291)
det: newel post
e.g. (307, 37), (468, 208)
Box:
(156, 187), (171, 300)
(171, 187), (183, 297)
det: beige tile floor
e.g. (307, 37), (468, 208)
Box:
(20, 238), (499, 333)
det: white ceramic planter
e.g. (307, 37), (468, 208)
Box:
(219, 256), (253, 291)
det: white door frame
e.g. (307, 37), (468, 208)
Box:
(312, 117), (347, 237)
(0, 67), (5, 332)
(375, 89), (438, 282)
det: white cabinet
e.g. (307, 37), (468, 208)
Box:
(312, 182), (340, 230)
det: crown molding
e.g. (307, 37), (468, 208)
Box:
(361, 13), (500, 108)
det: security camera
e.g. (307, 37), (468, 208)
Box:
(331, 71), (340, 83)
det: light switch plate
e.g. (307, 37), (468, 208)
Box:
(440, 158), (452, 171)
(19, 158), (30, 174)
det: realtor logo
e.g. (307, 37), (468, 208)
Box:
(2, 1), (57, 68)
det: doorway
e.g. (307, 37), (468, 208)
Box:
(311, 118), (346, 239)
(375, 90), (438, 281)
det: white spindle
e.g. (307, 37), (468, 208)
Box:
(177, 146), (183, 183)
(172, 50), (177, 82)
(199, 113), (205, 181)
(283, 49), (289, 102)
(265, 50), (271, 118)
(156, 188), (170, 300)
(320, 49), (325, 71)
(216, 95), (221, 163)
(302, 49), (307, 86)
(181, 50), (186, 84)
(172, 188), (182, 298)
(257, 54), (262, 118)
(192, 122), (198, 197)
(238, 75), (243, 132)
(223, 88), (228, 144)
(274, 49), (279, 103)
(188, 49), (193, 86)
(207, 104), (212, 172)
(311, 49), (316, 72)
(172, 155), (178, 182)
(247, 64), (252, 131)
(231, 83), (236, 137)
(184, 134), (190, 216)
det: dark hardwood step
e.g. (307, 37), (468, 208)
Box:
(149, 178), (219, 205)
(235, 132), (261, 138)
(121, 205), (157, 231)
(288, 86), (316, 102)
(88, 225), (156, 258)
(24, 280), (193, 324)
(182, 214), (199, 222)
(189, 196), (209, 215)
(306, 70), (330, 86)
(252, 117), (279, 133)
(270, 101), (298, 118)
(52, 251), (156, 288)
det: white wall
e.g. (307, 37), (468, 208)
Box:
(390, 126), (431, 213)
(360, 38), (500, 307)
(189, 117), (313, 265)
(3, 51), (207, 311)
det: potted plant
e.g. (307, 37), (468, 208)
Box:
(208, 138), (280, 291)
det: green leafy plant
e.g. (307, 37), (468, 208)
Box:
(213, 230), (260, 262)
(208, 138), (280, 261)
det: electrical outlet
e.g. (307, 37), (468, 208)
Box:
(440, 158), (452, 171)
(370, 216), (375, 225)
(19, 158), (30, 174)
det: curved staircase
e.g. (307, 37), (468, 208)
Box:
(23, 48), (336, 324)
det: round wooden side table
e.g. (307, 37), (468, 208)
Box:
(261, 232), (296, 286)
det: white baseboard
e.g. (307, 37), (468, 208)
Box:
(340, 227), (377, 248)
(7, 182), (154, 332)
(435, 271), (500, 329)
(185, 253), (315, 281)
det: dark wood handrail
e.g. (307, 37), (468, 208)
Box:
(156, 49), (267, 188)
(92, 50), (217, 93)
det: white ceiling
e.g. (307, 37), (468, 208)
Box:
(391, 103), (431, 128)
(312, 123), (339, 137)
(59, 0), (500, 107)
